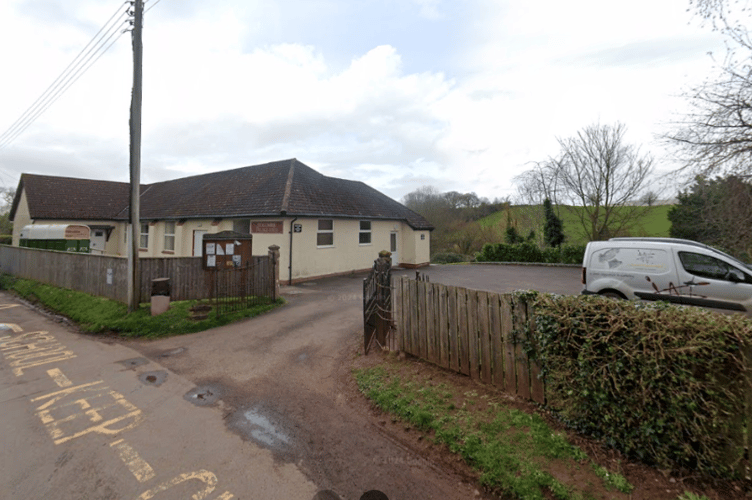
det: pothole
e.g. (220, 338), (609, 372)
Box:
(139, 371), (167, 387)
(183, 385), (221, 406)
(117, 357), (149, 370)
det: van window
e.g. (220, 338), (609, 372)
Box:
(678, 252), (752, 283)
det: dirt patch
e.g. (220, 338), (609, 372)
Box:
(347, 347), (751, 500)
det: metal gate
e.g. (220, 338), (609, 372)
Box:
(363, 253), (393, 354)
(210, 261), (275, 318)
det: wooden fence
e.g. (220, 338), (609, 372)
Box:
(0, 245), (274, 304)
(393, 275), (545, 404)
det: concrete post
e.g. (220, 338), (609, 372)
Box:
(268, 245), (281, 301)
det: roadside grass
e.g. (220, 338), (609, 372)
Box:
(0, 274), (283, 338)
(354, 362), (634, 500)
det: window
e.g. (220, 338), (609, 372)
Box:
(233, 219), (250, 234)
(678, 251), (751, 283)
(317, 219), (334, 246)
(164, 221), (176, 251)
(140, 223), (149, 249)
(359, 221), (372, 244)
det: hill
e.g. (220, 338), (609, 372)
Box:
(433, 204), (672, 258)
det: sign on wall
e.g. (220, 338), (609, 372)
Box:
(251, 221), (283, 234)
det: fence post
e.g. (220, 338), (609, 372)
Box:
(268, 245), (280, 301)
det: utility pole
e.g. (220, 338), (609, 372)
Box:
(127, 0), (143, 312)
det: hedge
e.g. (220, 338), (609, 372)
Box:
(476, 242), (586, 265)
(527, 292), (752, 477)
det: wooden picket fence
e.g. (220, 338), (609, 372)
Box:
(393, 275), (545, 404)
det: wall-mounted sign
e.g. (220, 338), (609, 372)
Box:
(252, 221), (284, 234)
(293, 224), (302, 233)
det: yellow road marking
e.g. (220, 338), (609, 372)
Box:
(47, 368), (73, 388)
(136, 470), (218, 500)
(110, 439), (156, 483)
(0, 304), (20, 310)
(0, 323), (23, 332)
(213, 493), (234, 500)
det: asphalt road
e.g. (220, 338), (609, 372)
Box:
(0, 264), (584, 500)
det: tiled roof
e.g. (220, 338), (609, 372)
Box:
(11, 174), (133, 221)
(12, 159), (434, 230)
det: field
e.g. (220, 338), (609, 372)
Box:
(476, 204), (672, 246)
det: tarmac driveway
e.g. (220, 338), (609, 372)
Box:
(122, 263), (583, 499)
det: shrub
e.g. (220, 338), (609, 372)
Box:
(476, 242), (581, 264)
(431, 252), (468, 264)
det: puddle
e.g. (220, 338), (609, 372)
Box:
(228, 406), (292, 452)
(117, 357), (149, 370)
(184, 385), (221, 406)
(139, 371), (167, 387)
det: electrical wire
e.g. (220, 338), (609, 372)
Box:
(0, 1), (132, 151)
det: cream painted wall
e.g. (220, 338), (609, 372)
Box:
(11, 190), (31, 247)
(11, 201), (431, 280)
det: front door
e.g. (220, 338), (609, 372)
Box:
(390, 232), (398, 266)
(194, 230), (208, 256)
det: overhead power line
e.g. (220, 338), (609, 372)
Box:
(0, 1), (135, 151)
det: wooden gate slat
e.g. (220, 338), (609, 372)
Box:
(489, 293), (504, 389)
(478, 291), (492, 384)
(458, 288), (469, 376)
(447, 286), (459, 373)
(513, 300), (531, 400)
(467, 290), (479, 380)
(501, 296), (516, 394)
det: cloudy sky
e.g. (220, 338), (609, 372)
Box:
(0, 0), (730, 202)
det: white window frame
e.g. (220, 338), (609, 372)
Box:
(359, 220), (372, 245)
(164, 221), (176, 251)
(317, 219), (334, 247)
(139, 223), (149, 249)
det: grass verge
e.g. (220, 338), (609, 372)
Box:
(0, 274), (283, 338)
(355, 361), (634, 500)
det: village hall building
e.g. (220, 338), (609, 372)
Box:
(9, 159), (433, 282)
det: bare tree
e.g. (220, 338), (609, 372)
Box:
(666, 1), (752, 176)
(514, 161), (562, 207)
(552, 123), (653, 241)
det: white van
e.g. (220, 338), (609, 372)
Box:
(581, 237), (752, 312)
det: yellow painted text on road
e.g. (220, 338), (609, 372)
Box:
(0, 304), (20, 310)
(32, 380), (143, 445)
(135, 470), (220, 500)
(0, 330), (76, 376)
(110, 439), (156, 483)
(0, 323), (23, 332)
(47, 368), (73, 387)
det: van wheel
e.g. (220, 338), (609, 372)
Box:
(600, 291), (626, 300)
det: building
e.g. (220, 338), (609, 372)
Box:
(9, 159), (433, 282)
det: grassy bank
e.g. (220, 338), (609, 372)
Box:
(0, 274), (283, 338)
(355, 361), (634, 500)
(477, 205), (672, 246)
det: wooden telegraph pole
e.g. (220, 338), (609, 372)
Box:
(127, 0), (144, 312)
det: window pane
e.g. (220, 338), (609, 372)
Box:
(233, 219), (250, 234)
(318, 219), (333, 231)
(359, 232), (371, 244)
(679, 252), (729, 280)
(360, 220), (371, 230)
(165, 221), (175, 235)
(317, 232), (333, 246)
